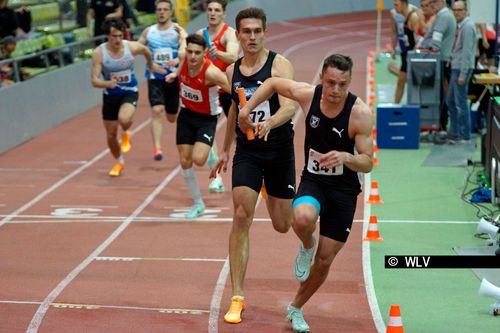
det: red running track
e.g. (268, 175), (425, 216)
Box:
(0, 11), (392, 333)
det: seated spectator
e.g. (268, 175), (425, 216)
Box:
(0, 35), (17, 86)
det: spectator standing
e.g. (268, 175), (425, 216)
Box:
(420, 0), (456, 134)
(446, 0), (476, 143)
(87, 0), (126, 38)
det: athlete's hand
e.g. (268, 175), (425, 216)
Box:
(237, 106), (254, 134)
(165, 73), (177, 83)
(167, 58), (179, 68)
(254, 120), (271, 141)
(208, 46), (218, 59)
(209, 152), (230, 178)
(319, 150), (347, 169)
(108, 79), (117, 89)
(152, 63), (167, 75)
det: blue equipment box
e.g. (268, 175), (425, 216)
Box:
(376, 104), (420, 149)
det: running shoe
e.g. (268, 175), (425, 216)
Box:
(120, 131), (131, 153)
(224, 296), (246, 324)
(294, 236), (316, 282)
(208, 176), (225, 193)
(207, 146), (218, 170)
(108, 162), (124, 177)
(185, 203), (205, 219)
(153, 147), (163, 161)
(286, 304), (310, 333)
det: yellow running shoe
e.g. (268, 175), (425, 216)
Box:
(121, 131), (131, 153)
(108, 162), (124, 177)
(223, 296), (246, 324)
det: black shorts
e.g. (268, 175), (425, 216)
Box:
(219, 91), (232, 117)
(293, 177), (358, 242)
(148, 78), (179, 114)
(232, 144), (295, 199)
(176, 108), (218, 146)
(102, 93), (138, 121)
(400, 53), (408, 73)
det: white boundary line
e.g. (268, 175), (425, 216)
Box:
(362, 55), (385, 333)
(0, 120), (151, 229)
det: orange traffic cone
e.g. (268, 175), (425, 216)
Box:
(364, 215), (383, 241)
(366, 180), (383, 204)
(373, 150), (379, 166)
(386, 304), (404, 333)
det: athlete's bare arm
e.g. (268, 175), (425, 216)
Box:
(210, 65), (237, 177)
(137, 26), (150, 45)
(175, 24), (188, 63)
(240, 77), (315, 117)
(91, 47), (116, 89)
(129, 41), (166, 75)
(319, 99), (374, 173)
(216, 27), (240, 64)
(205, 64), (231, 93)
(250, 54), (298, 139)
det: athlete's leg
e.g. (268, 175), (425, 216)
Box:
(151, 104), (166, 150)
(291, 235), (345, 308)
(229, 186), (259, 297)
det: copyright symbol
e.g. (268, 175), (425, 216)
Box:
(387, 257), (398, 267)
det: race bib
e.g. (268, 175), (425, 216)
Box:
(238, 99), (271, 123)
(110, 69), (131, 83)
(307, 148), (343, 176)
(153, 47), (173, 65)
(181, 83), (203, 102)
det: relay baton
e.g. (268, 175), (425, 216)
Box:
(237, 87), (255, 140)
(203, 28), (216, 60)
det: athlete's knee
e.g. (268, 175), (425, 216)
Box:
(293, 206), (317, 232)
(152, 106), (165, 118)
(179, 156), (193, 169)
(233, 204), (253, 230)
(192, 154), (206, 167)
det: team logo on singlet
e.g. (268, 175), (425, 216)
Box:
(310, 115), (320, 128)
(233, 81), (241, 90)
(332, 127), (344, 138)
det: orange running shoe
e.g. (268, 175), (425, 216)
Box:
(121, 131), (131, 153)
(260, 183), (267, 199)
(108, 162), (124, 177)
(223, 296), (246, 324)
(153, 147), (163, 161)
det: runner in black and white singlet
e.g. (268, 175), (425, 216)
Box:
(91, 18), (164, 177)
(238, 54), (373, 333)
(209, 7), (297, 325)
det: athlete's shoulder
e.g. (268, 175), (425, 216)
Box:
(271, 52), (294, 79)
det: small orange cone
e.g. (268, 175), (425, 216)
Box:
(373, 150), (379, 166)
(372, 129), (377, 140)
(366, 180), (384, 204)
(386, 304), (404, 333)
(364, 215), (383, 241)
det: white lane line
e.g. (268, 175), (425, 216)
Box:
(0, 300), (208, 315)
(26, 111), (230, 332)
(49, 205), (119, 208)
(208, 259), (229, 333)
(0, 120), (151, 229)
(95, 256), (227, 262)
(26, 165), (181, 332)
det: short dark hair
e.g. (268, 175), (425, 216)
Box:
(235, 7), (266, 32)
(155, 0), (173, 9)
(322, 54), (353, 75)
(207, 0), (227, 11)
(186, 33), (207, 49)
(102, 18), (127, 35)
